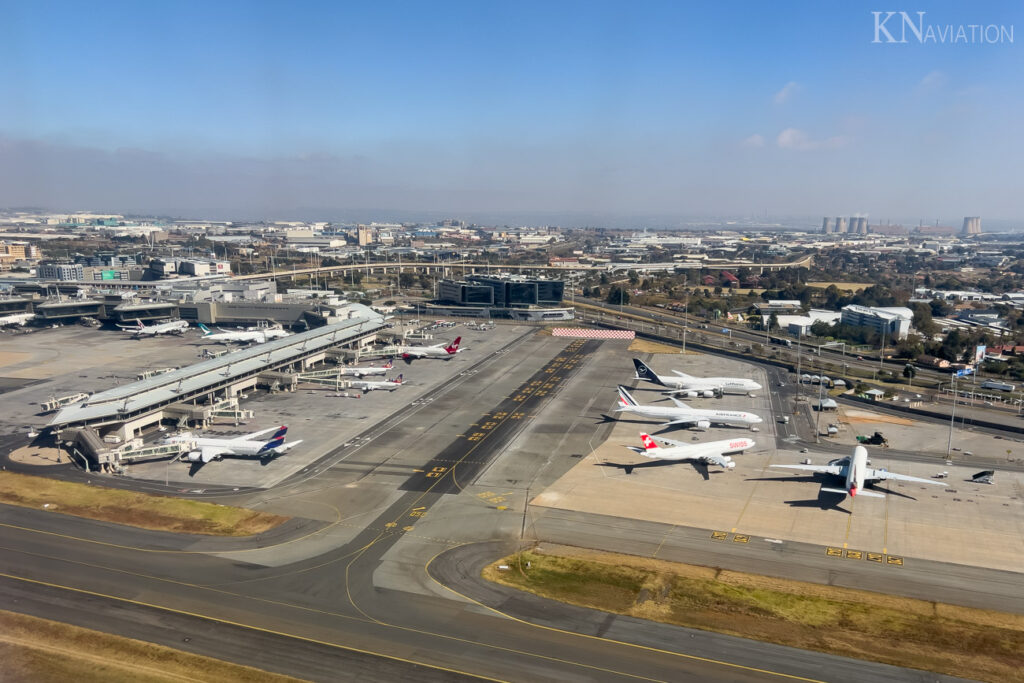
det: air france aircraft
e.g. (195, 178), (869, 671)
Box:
(615, 385), (762, 430)
(348, 374), (404, 392)
(626, 432), (755, 472)
(339, 360), (392, 377)
(633, 359), (762, 397)
(771, 445), (947, 498)
(166, 425), (302, 463)
(119, 319), (190, 337)
(198, 323), (290, 344)
(397, 337), (462, 360)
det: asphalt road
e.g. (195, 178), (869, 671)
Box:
(0, 333), (987, 681)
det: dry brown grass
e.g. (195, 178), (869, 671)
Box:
(0, 610), (304, 683)
(0, 472), (287, 536)
(627, 338), (684, 354)
(484, 546), (1024, 682)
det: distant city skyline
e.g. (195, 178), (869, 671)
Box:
(2, 2), (1022, 223)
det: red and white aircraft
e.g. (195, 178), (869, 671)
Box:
(398, 337), (463, 360)
(771, 445), (946, 498)
(625, 432), (754, 475)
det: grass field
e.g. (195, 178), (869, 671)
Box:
(0, 610), (302, 683)
(627, 338), (689, 354)
(484, 546), (1024, 682)
(0, 472), (287, 536)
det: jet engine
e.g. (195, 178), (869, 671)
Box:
(701, 390), (716, 398)
(695, 420), (711, 430)
(186, 451), (203, 462)
(724, 461), (737, 469)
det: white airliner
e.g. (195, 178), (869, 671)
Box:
(166, 425), (302, 463)
(771, 445), (947, 498)
(198, 323), (290, 344)
(348, 374), (404, 392)
(615, 385), (762, 430)
(119, 319), (190, 337)
(397, 336), (462, 360)
(633, 359), (762, 397)
(339, 360), (393, 377)
(0, 312), (34, 327)
(626, 432), (755, 472)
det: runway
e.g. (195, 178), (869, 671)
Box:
(0, 334), (981, 681)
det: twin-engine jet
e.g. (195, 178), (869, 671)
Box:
(339, 360), (392, 377)
(348, 374), (404, 392)
(633, 359), (761, 397)
(166, 425), (302, 464)
(615, 385), (762, 430)
(397, 336), (463, 360)
(120, 319), (190, 337)
(771, 445), (947, 498)
(198, 323), (291, 344)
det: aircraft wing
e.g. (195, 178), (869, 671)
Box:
(243, 426), (282, 440)
(200, 447), (227, 463)
(274, 440), (303, 453)
(662, 417), (698, 427)
(866, 468), (947, 486)
(702, 454), (731, 468)
(771, 464), (844, 476)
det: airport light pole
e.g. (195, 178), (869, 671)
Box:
(946, 370), (961, 460)
(814, 378), (825, 443)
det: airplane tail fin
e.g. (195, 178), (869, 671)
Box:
(632, 359), (664, 386)
(617, 385), (639, 408)
(384, 360), (393, 369)
(639, 433), (659, 451)
(393, 374), (403, 384)
(270, 426), (288, 440)
(259, 434), (287, 453)
(445, 337), (462, 354)
(198, 323), (212, 336)
(136, 319), (145, 330)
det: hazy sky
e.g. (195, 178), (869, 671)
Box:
(1, 1), (1022, 224)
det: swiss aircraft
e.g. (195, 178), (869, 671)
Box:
(119, 318), (190, 337)
(771, 445), (946, 498)
(397, 336), (462, 360)
(348, 374), (404, 392)
(624, 432), (755, 474)
(166, 425), (302, 464)
(339, 360), (393, 377)
(198, 323), (290, 344)
(615, 385), (762, 430)
(633, 359), (762, 397)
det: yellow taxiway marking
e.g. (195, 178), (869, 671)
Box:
(0, 571), (504, 683)
(425, 545), (826, 683)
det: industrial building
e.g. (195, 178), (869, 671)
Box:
(840, 304), (912, 340)
(963, 216), (982, 236)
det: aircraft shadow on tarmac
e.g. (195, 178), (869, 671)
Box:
(597, 459), (718, 480)
(746, 474), (918, 513)
(187, 454), (281, 477)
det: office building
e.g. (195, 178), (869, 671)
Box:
(38, 262), (84, 281)
(840, 304), (912, 340)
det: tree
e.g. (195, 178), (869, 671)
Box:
(767, 312), (779, 332)
(398, 272), (416, 289)
(902, 363), (917, 386)
(606, 286), (630, 305)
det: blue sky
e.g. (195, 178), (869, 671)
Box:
(1, 1), (1022, 223)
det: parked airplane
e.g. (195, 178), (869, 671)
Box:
(166, 425), (302, 463)
(397, 336), (462, 360)
(349, 374), (404, 392)
(119, 319), (190, 337)
(771, 445), (947, 498)
(615, 385), (762, 430)
(198, 323), (290, 344)
(633, 359), (762, 397)
(339, 360), (393, 377)
(0, 312), (34, 327)
(624, 432), (755, 474)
